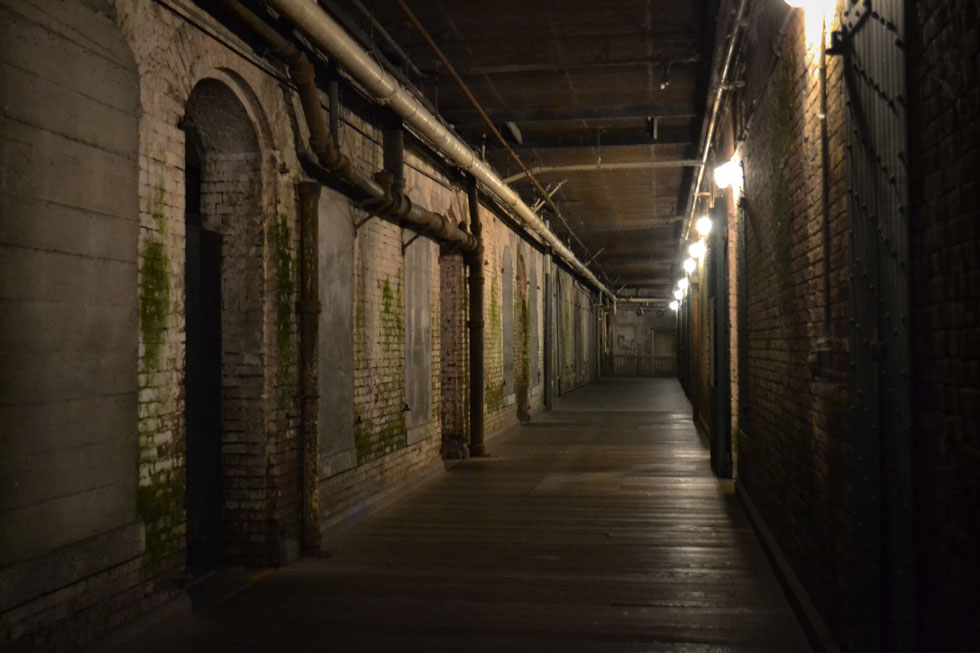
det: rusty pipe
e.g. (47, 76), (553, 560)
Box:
(297, 181), (321, 552)
(219, 0), (477, 253)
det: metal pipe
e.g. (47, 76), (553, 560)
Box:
(466, 179), (486, 456)
(393, 0), (601, 278)
(220, 0), (477, 254)
(682, 0), (749, 241)
(297, 180), (321, 552)
(503, 159), (702, 184)
(543, 257), (553, 410)
(349, 0), (425, 79)
(267, 0), (614, 299)
(616, 297), (670, 304)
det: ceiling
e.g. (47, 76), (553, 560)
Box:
(327, 0), (717, 299)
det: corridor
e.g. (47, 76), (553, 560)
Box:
(3, 0), (976, 650)
(125, 379), (809, 652)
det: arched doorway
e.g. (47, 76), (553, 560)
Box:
(182, 79), (263, 576)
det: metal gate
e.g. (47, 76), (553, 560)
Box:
(835, 0), (913, 649)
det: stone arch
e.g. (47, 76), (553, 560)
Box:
(182, 76), (266, 574)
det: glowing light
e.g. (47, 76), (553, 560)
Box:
(713, 152), (743, 194)
(784, 0), (837, 12)
(673, 289), (685, 301)
(688, 239), (706, 260)
(669, 300), (679, 311)
(677, 278), (689, 291)
(695, 216), (713, 237)
(683, 258), (697, 274)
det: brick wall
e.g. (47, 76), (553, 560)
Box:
(729, 4), (853, 646)
(908, 0), (980, 647)
(439, 253), (468, 457)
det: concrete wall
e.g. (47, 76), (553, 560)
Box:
(0, 0), (140, 565)
(318, 188), (356, 477)
(0, 0), (149, 645)
(404, 237), (433, 440)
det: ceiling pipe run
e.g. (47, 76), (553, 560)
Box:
(267, 0), (614, 300)
(682, 0), (749, 241)
(503, 159), (703, 184)
(219, 0), (477, 254)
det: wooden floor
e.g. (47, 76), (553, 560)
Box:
(137, 378), (810, 652)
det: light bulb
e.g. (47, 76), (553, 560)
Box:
(713, 153), (743, 192)
(688, 239), (706, 259)
(696, 216), (713, 237)
(677, 278), (689, 291)
(683, 258), (696, 274)
(673, 289), (684, 301)
(784, 0), (836, 11)
(669, 300), (679, 311)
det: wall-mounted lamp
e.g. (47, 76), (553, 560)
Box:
(669, 300), (679, 311)
(673, 289), (685, 301)
(713, 152), (743, 193)
(695, 216), (713, 237)
(677, 278), (689, 291)
(784, 0), (837, 11)
(688, 239), (706, 260)
(683, 257), (697, 274)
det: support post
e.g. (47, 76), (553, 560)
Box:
(543, 259), (552, 410)
(466, 178), (486, 456)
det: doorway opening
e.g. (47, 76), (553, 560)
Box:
(182, 78), (263, 575)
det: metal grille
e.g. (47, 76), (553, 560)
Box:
(838, 0), (913, 648)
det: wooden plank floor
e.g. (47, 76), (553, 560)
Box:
(138, 378), (811, 652)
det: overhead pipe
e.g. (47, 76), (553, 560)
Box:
(465, 179), (486, 456)
(393, 0), (603, 283)
(219, 0), (477, 254)
(503, 159), (702, 184)
(266, 0), (614, 300)
(682, 0), (749, 242)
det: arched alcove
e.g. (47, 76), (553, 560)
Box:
(182, 77), (263, 575)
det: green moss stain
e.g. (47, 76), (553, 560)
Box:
(136, 183), (182, 567)
(379, 276), (405, 350)
(137, 475), (183, 566)
(355, 275), (408, 464)
(516, 294), (530, 419)
(272, 213), (296, 409)
(139, 240), (170, 373)
(486, 273), (504, 411)
(139, 185), (170, 374)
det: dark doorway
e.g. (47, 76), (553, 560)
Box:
(184, 132), (223, 577)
